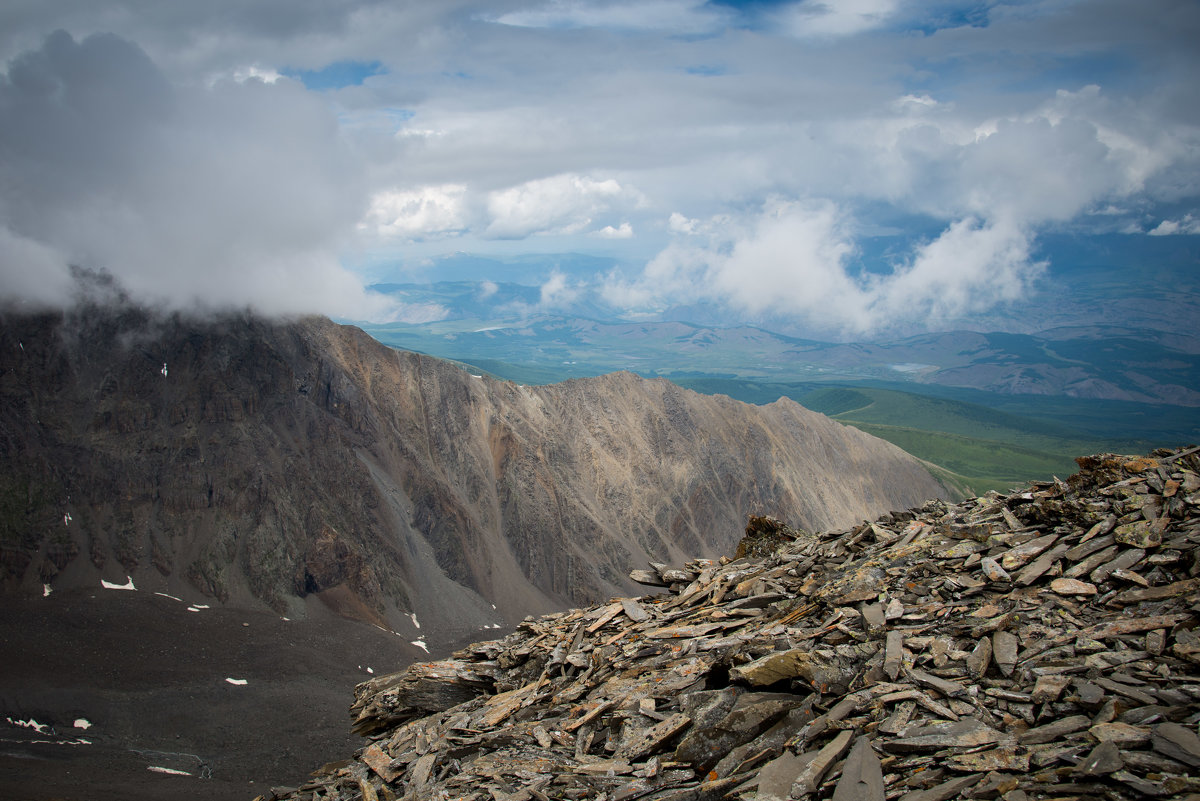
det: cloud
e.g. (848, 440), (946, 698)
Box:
(0, 30), (388, 318)
(489, 0), (728, 33)
(592, 222), (633, 239)
(539, 270), (580, 307)
(484, 173), (640, 239)
(605, 199), (1044, 335)
(877, 216), (1044, 324)
(386, 301), (451, 324)
(1148, 214), (1200, 235)
(0, 227), (75, 310)
(773, 0), (899, 38)
(363, 185), (470, 239)
(0, 2), (1196, 332)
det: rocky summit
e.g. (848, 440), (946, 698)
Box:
(261, 447), (1200, 801)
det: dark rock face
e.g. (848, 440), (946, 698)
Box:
(0, 304), (948, 642)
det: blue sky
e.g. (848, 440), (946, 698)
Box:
(0, 1), (1197, 336)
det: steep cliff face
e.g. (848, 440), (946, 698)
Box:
(0, 304), (948, 647)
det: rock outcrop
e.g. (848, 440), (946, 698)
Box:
(260, 447), (1200, 801)
(0, 302), (947, 642)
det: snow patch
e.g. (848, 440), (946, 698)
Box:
(101, 577), (136, 591)
(225, 678), (248, 686)
(148, 766), (191, 776)
(43, 584), (52, 597)
(155, 592), (183, 602)
(367, 666), (374, 674)
(73, 719), (91, 730)
(7, 718), (51, 735)
(410, 640), (429, 653)
(160, 363), (168, 378)
(63, 512), (72, 526)
(186, 604), (209, 612)
(408, 612), (420, 629)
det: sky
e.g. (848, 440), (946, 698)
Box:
(0, 1), (1197, 335)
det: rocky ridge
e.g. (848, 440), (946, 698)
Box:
(0, 302), (945, 642)
(262, 447), (1200, 801)
(0, 303), (946, 644)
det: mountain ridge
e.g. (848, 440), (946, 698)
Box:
(0, 303), (948, 650)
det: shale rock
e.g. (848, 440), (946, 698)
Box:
(259, 446), (1200, 801)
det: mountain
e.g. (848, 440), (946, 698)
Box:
(259, 446), (1200, 801)
(0, 301), (948, 651)
(361, 309), (1200, 407)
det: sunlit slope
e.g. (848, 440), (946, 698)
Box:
(673, 379), (1189, 495)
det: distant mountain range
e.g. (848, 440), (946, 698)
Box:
(363, 304), (1200, 407)
(0, 302), (945, 650)
(362, 233), (1200, 407)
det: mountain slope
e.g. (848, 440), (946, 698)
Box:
(0, 303), (947, 649)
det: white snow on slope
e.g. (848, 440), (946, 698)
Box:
(410, 640), (429, 653)
(225, 678), (248, 686)
(7, 718), (51, 734)
(101, 577), (136, 591)
(148, 766), (191, 776)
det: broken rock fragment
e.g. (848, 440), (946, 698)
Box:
(259, 448), (1200, 801)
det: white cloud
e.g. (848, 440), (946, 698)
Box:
(229, 64), (283, 84)
(706, 200), (865, 326)
(539, 270), (579, 307)
(1149, 214), (1200, 235)
(605, 200), (1043, 335)
(774, 0), (899, 39)
(363, 185), (469, 239)
(876, 216), (1044, 324)
(484, 173), (637, 239)
(490, 0), (728, 33)
(667, 212), (697, 235)
(592, 222), (633, 239)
